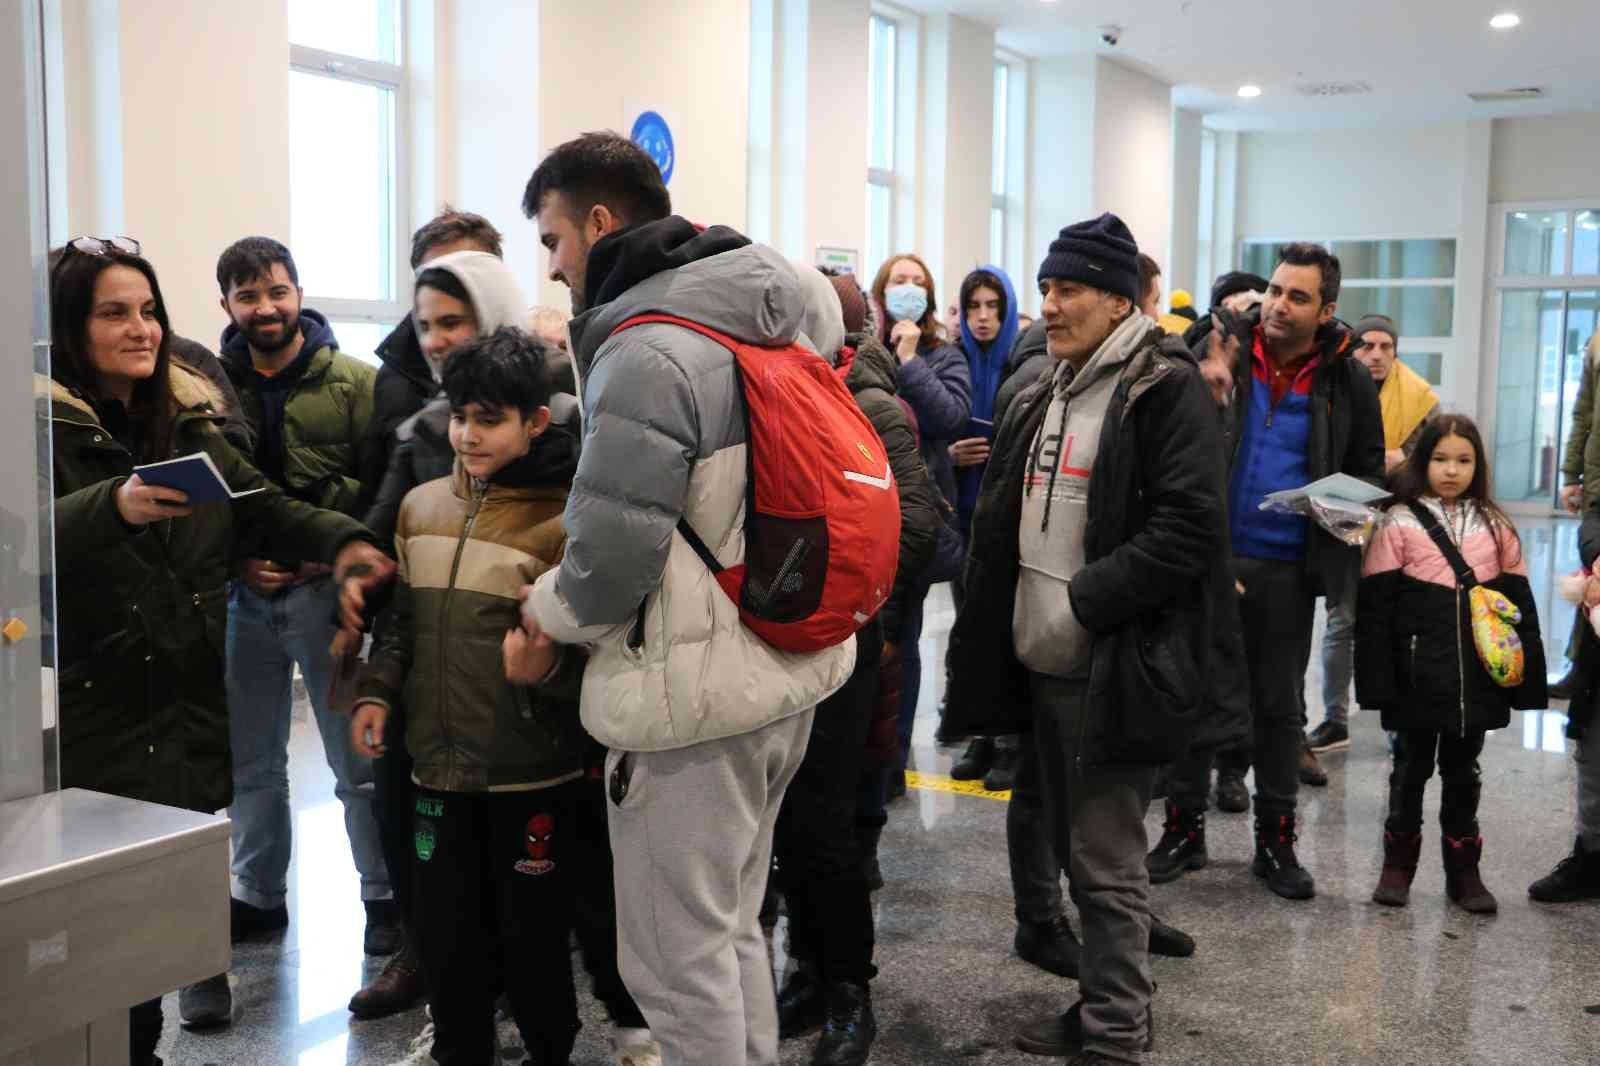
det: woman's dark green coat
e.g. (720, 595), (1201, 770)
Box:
(48, 362), (369, 813)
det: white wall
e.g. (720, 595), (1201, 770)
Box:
(1167, 107), (1203, 299)
(1236, 122), (1471, 240)
(748, 0), (869, 267)
(1489, 112), (1600, 203)
(535, 0), (749, 309)
(1092, 59), (1172, 271)
(55, 0), (292, 346)
(1026, 56), (1096, 307)
(920, 13), (994, 302)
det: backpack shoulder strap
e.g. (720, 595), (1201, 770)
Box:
(612, 313), (739, 353)
(609, 313), (737, 576)
(1404, 501), (1478, 590)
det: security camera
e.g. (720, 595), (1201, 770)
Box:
(1099, 25), (1122, 46)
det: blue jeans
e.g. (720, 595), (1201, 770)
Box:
(226, 579), (390, 908)
(1320, 581), (1357, 728)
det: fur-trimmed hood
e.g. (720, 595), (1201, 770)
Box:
(43, 360), (227, 424)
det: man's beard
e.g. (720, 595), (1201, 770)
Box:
(567, 235), (594, 316)
(241, 309), (301, 354)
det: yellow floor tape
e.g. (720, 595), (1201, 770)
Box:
(904, 770), (1011, 801)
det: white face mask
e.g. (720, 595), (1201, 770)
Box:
(884, 283), (929, 324)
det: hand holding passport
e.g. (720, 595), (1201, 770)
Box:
(950, 417), (995, 469)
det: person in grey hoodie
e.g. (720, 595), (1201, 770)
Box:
(519, 133), (854, 1066)
(943, 214), (1231, 1064)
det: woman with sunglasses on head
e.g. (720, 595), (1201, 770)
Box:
(46, 237), (391, 1065)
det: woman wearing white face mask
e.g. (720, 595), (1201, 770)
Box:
(865, 253), (972, 801)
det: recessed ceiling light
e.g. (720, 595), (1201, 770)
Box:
(1490, 13), (1521, 29)
(1237, 85), (1262, 99)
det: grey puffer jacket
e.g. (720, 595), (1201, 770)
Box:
(526, 218), (854, 752)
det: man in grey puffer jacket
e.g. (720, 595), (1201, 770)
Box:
(519, 133), (853, 1066)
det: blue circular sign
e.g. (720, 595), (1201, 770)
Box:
(630, 110), (675, 186)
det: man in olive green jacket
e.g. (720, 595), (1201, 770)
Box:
(1556, 331), (1600, 695)
(214, 237), (394, 954)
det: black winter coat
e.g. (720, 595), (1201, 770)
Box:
(942, 326), (1238, 764)
(169, 335), (255, 454)
(994, 319), (1051, 426)
(894, 338), (971, 506)
(1355, 502), (1546, 736)
(356, 315), (436, 519)
(1188, 307), (1385, 602)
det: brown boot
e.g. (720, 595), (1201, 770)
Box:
(348, 937), (426, 1019)
(1372, 831), (1423, 906)
(1443, 834), (1498, 914)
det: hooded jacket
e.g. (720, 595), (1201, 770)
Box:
(840, 333), (941, 638)
(357, 252), (535, 548)
(221, 307), (375, 521)
(1189, 305), (1385, 601)
(525, 217), (855, 752)
(941, 321), (1240, 763)
(49, 362), (369, 813)
(168, 334), (254, 454)
(359, 436), (588, 792)
(954, 265), (1020, 530)
(358, 314), (436, 517)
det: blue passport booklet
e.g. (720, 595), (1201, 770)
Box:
(134, 452), (266, 505)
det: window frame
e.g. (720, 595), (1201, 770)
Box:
(287, 30), (410, 342)
(991, 50), (1027, 293)
(1482, 200), (1600, 516)
(865, 11), (899, 279)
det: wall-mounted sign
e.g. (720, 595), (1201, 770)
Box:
(629, 110), (676, 186)
(815, 246), (860, 276)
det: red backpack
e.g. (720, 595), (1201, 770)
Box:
(612, 315), (901, 653)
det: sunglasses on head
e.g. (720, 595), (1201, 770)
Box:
(66, 235), (141, 258)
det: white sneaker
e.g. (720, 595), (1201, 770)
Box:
(611, 1027), (663, 1066)
(384, 1020), (435, 1066)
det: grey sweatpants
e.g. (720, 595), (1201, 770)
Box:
(1030, 673), (1155, 1063)
(1577, 722), (1600, 850)
(605, 709), (815, 1066)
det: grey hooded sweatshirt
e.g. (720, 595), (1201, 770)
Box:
(1014, 309), (1154, 678)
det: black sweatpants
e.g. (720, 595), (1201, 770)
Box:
(774, 617), (883, 984)
(412, 783), (582, 1066)
(1386, 729), (1486, 837)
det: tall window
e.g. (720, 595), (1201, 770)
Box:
(288, 0), (406, 365)
(990, 54), (1026, 295)
(989, 62), (1009, 268)
(865, 14), (897, 278)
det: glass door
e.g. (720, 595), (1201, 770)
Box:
(1490, 204), (1600, 513)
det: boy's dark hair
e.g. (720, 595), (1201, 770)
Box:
(521, 132), (672, 226)
(217, 236), (298, 295)
(1276, 242), (1341, 306)
(1136, 253), (1161, 305)
(442, 327), (554, 418)
(410, 207), (504, 269)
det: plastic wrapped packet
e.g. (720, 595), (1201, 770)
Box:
(1258, 494), (1384, 547)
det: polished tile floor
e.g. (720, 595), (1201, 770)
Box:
(154, 519), (1600, 1065)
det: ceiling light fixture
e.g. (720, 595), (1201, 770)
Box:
(1237, 85), (1262, 99)
(1490, 13), (1521, 29)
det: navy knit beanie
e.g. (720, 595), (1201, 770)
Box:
(1037, 213), (1140, 303)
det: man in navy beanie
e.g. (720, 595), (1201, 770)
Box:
(943, 213), (1234, 1064)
